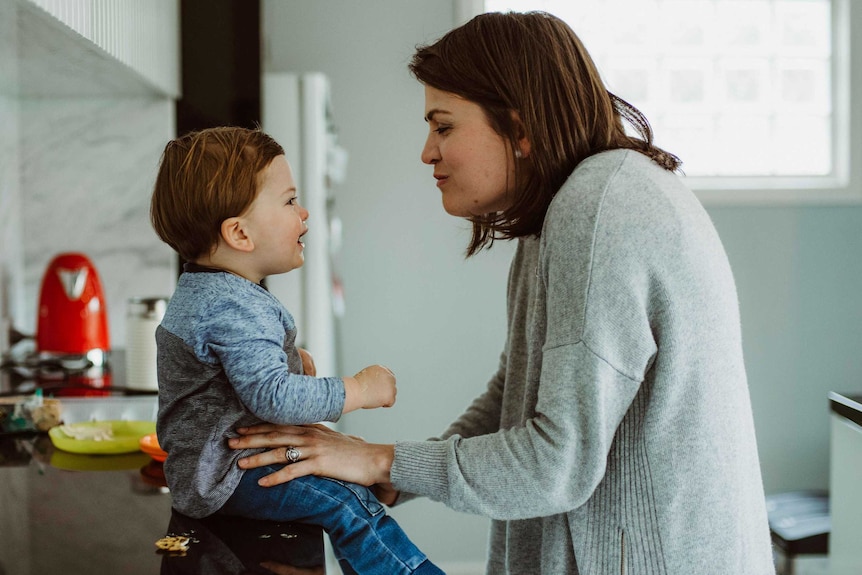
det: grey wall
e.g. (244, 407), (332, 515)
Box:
(710, 206), (862, 491)
(263, 0), (862, 569)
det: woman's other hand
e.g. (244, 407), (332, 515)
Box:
(297, 348), (316, 376)
(229, 423), (396, 488)
(371, 482), (400, 506)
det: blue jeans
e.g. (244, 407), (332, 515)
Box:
(221, 465), (444, 575)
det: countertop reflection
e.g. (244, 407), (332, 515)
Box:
(162, 509), (325, 575)
(0, 434), (325, 575)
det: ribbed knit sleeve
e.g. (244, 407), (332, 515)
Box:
(391, 341), (640, 519)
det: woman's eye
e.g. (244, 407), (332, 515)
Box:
(434, 126), (451, 135)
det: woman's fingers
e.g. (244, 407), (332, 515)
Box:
(229, 423), (394, 487)
(234, 423), (283, 436)
(235, 422), (331, 438)
(231, 425), (311, 449)
(232, 424), (330, 471)
(237, 447), (290, 470)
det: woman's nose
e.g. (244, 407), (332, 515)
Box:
(420, 136), (438, 165)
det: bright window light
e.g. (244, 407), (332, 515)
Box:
(483, 0), (844, 188)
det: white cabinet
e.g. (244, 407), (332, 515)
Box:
(18, 0), (179, 97)
(828, 393), (862, 575)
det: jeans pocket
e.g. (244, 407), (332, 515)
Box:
(321, 478), (384, 516)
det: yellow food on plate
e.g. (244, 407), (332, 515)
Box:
(58, 422), (114, 441)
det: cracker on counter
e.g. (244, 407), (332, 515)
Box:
(155, 535), (190, 555)
(2, 392), (63, 433)
(32, 399), (62, 431)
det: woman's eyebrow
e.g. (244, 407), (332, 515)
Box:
(424, 109), (450, 122)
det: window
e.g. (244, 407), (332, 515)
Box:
(473, 0), (856, 204)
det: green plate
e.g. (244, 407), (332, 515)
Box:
(50, 450), (151, 471)
(48, 420), (156, 455)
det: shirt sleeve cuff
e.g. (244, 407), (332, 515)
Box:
(390, 439), (452, 502)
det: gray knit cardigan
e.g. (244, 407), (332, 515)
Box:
(391, 150), (775, 575)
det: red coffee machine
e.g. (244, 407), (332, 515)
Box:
(35, 253), (111, 391)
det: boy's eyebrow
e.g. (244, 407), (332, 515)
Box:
(424, 109), (450, 123)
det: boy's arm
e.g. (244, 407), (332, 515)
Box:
(297, 348), (395, 414)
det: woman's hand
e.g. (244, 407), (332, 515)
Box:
(297, 348), (316, 376)
(229, 423), (396, 489)
(370, 482), (400, 506)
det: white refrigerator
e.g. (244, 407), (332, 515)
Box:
(262, 72), (346, 379)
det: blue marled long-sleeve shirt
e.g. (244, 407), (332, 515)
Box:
(156, 264), (345, 518)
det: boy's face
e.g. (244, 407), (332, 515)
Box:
(242, 155), (309, 277)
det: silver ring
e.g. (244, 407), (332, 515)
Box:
(286, 446), (301, 464)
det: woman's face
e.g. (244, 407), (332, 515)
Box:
(420, 86), (517, 217)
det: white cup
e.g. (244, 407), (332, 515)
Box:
(124, 297), (168, 391)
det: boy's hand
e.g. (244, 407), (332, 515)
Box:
(353, 365), (396, 409)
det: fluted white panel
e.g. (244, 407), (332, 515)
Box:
(21, 0), (179, 97)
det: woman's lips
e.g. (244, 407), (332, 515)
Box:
(434, 174), (448, 188)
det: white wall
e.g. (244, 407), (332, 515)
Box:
(262, 0), (509, 569)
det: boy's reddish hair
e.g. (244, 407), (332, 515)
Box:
(150, 126), (284, 261)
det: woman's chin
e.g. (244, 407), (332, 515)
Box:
(441, 200), (469, 218)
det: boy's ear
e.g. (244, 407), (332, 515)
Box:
(220, 217), (254, 252)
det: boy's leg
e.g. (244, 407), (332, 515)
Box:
(221, 466), (444, 575)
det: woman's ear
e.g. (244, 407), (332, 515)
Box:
(511, 110), (531, 159)
(220, 217), (255, 252)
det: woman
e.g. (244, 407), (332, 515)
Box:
(230, 11), (775, 574)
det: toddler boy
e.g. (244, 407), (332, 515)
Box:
(150, 127), (442, 575)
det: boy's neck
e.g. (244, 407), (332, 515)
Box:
(194, 253), (262, 284)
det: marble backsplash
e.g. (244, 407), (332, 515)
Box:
(18, 97), (177, 346)
(0, 0), (21, 354)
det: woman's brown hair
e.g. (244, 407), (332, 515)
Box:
(150, 127), (285, 262)
(409, 11), (681, 256)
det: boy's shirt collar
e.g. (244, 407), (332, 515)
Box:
(182, 262), (224, 274)
(182, 262), (267, 288)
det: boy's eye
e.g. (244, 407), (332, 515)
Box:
(287, 197), (297, 205)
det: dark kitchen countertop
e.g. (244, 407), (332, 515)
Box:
(0, 434), (325, 575)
